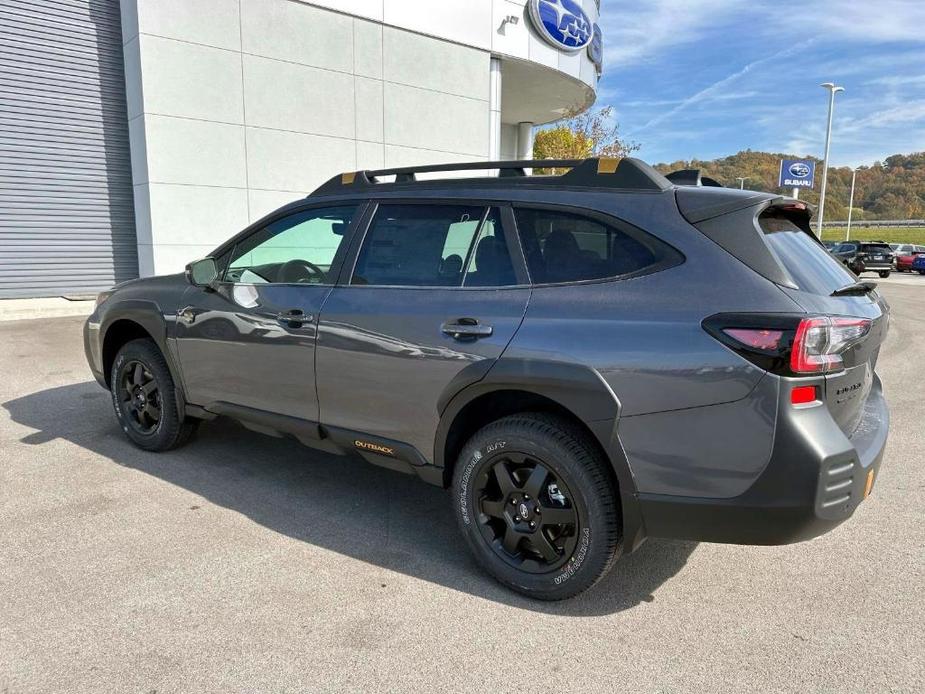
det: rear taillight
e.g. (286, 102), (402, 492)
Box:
(703, 313), (872, 377)
(790, 316), (871, 374)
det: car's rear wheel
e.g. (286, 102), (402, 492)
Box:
(879, 270), (890, 278)
(452, 413), (621, 600)
(110, 338), (198, 451)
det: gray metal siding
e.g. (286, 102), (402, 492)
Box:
(0, 0), (138, 298)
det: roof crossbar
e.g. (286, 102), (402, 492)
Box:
(311, 157), (673, 196)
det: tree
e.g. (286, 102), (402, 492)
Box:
(533, 106), (639, 173)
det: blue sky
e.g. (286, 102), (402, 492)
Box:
(594, 0), (925, 166)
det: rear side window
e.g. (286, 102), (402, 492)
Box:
(760, 215), (855, 294)
(513, 208), (676, 284)
(351, 204), (517, 287)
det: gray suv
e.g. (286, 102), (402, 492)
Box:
(84, 158), (890, 600)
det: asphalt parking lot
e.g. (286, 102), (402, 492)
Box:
(1, 284), (923, 693)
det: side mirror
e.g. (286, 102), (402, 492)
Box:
(185, 258), (219, 288)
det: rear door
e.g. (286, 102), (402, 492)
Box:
(315, 202), (530, 460)
(759, 213), (889, 435)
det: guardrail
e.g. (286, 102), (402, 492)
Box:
(821, 220), (925, 228)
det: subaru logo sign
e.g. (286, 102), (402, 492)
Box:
(778, 159), (816, 189)
(588, 24), (603, 74)
(528, 0), (593, 53)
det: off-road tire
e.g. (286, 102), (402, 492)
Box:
(452, 413), (621, 600)
(110, 338), (198, 451)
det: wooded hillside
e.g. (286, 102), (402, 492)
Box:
(652, 151), (925, 220)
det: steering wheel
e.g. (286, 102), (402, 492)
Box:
(279, 258), (326, 284)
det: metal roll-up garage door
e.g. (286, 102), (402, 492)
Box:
(0, 0), (138, 298)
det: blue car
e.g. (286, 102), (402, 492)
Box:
(913, 254), (925, 274)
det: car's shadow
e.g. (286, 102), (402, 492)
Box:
(3, 382), (698, 616)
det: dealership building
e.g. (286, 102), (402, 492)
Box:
(0, 0), (602, 298)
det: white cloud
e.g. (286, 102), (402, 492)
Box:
(597, 0), (925, 70)
(796, 0), (925, 42)
(598, 0), (748, 69)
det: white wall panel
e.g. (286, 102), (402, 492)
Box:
(135, 0), (241, 51)
(146, 184), (249, 247)
(139, 35), (244, 123)
(384, 84), (489, 155)
(354, 77), (384, 143)
(302, 0), (384, 22)
(241, 0), (354, 72)
(248, 189), (305, 222)
(491, 0), (530, 59)
(383, 27), (489, 99)
(356, 140), (385, 170)
(353, 18), (383, 79)
(383, 0), (491, 49)
(144, 115), (247, 187)
(243, 55), (355, 138)
(245, 127), (356, 192)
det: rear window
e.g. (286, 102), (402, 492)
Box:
(760, 215), (856, 294)
(860, 243), (891, 253)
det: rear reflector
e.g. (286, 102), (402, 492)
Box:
(722, 328), (784, 351)
(790, 385), (818, 405)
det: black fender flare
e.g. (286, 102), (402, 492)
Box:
(100, 300), (189, 417)
(435, 358), (646, 553)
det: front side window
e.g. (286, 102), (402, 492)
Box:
(351, 204), (516, 287)
(514, 207), (670, 284)
(224, 205), (357, 284)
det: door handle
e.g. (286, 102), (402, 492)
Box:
(277, 308), (313, 329)
(441, 318), (493, 339)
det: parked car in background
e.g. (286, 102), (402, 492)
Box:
(913, 253), (925, 275)
(832, 241), (893, 278)
(893, 244), (925, 272)
(822, 241), (839, 252)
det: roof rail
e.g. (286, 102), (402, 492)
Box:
(310, 157), (673, 196)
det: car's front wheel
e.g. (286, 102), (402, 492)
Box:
(110, 338), (198, 451)
(452, 413), (621, 600)
(879, 270), (891, 278)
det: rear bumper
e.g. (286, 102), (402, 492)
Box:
(638, 375), (889, 545)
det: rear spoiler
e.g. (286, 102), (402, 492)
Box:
(665, 169), (724, 188)
(676, 186), (815, 224)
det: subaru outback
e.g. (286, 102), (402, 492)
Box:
(84, 158), (890, 600)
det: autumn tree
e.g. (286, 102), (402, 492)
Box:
(533, 106), (639, 173)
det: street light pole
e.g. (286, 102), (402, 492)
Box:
(845, 168), (857, 241)
(736, 177), (748, 189)
(817, 82), (844, 236)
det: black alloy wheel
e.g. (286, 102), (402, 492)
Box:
(110, 338), (198, 451)
(119, 360), (162, 435)
(453, 413), (621, 600)
(474, 452), (579, 573)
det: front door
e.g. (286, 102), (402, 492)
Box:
(174, 203), (361, 422)
(316, 203), (531, 459)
